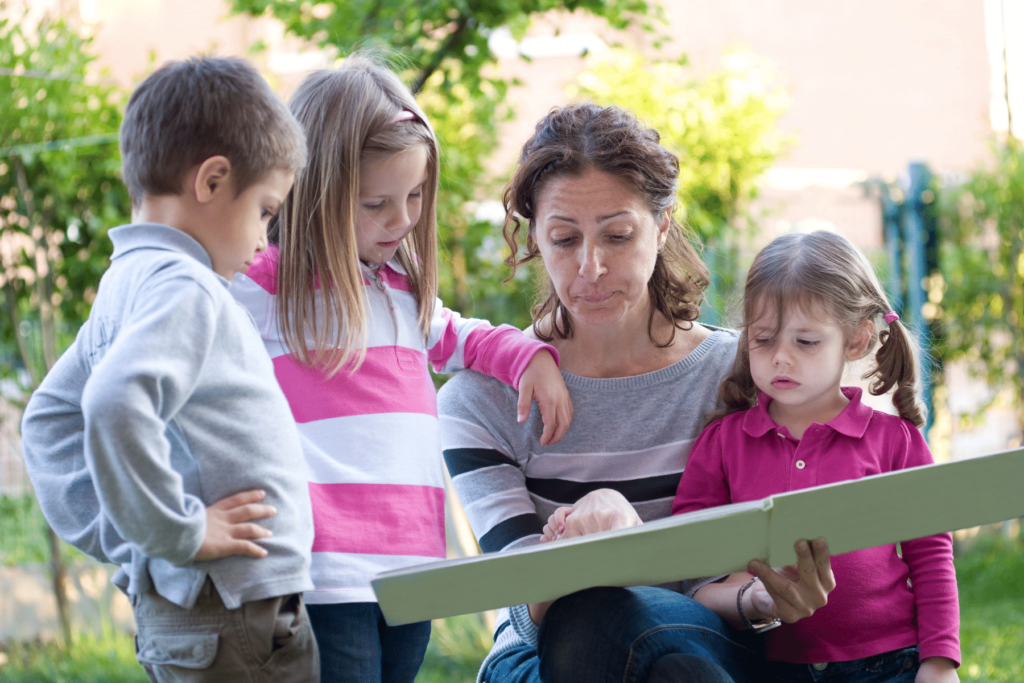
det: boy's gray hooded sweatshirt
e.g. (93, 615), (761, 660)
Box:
(21, 224), (314, 609)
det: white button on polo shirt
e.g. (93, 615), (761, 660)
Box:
(795, 460), (806, 469)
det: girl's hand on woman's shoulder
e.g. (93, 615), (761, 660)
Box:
(915, 657), (959, 683)
(517, 349), (574, 445)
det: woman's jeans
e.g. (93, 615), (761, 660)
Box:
(306, 602), (431, 683)
(483, 586), (758, 683)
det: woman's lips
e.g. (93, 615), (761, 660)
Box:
(771, 376), (800, 390)
(377, 240), (400, 248)
(575, 292), (614, 303)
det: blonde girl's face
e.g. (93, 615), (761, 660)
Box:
(356, 144), (429, 265)
(747, 301), (868, 425)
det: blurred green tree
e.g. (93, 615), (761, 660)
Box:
(230, 2), (787, 331)
(572, 48), (789, 323)
(936, 139), (1024, 437)
(229, 0), (659, 329)
(0, 2), (129, 646)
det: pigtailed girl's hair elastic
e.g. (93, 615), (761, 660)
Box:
(883, 311), (899, 325)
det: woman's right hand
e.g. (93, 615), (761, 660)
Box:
(530, 489), (642, 625)
(548, 488), (642, 541)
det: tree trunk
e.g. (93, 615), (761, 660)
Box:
(47, 525), (73, 647)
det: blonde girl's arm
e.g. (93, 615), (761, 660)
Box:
(426, 302), (573, 444)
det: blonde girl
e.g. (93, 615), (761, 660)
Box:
(672, 231), (959, 683)
(231, 56), (571, 683)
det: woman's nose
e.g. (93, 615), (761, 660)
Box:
(578, 244), (607, 282)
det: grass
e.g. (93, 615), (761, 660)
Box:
(0, 532), (1020, 681)
(0, 631), (147, 683)
(955, 533), (1024, 682)
(415, 613), (493, 683)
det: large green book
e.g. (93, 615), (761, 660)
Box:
(372, 446), (1024, 626)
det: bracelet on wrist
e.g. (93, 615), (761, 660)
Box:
(736, 576), (782, 633)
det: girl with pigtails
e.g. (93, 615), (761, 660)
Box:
(671, 230), (960, 682)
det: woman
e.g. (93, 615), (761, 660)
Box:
(437, 104), (833, 683)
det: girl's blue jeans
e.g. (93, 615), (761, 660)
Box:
(763, 646), (920, 683)
(306, 602), (430, 683)
(484, 586), (759, 683)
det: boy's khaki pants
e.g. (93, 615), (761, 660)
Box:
(131, 577), (320, 683)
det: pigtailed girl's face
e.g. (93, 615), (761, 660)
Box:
(746, 299), (855, 426)
(355, 143), (429, 265)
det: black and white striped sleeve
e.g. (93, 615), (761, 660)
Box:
(439, 371), (543, 554)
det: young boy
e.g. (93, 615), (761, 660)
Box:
(21, 56), (319, 681)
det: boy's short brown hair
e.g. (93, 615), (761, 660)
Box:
(120, 56), (306, 205)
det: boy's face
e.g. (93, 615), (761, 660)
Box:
(207, 169), (294, 279)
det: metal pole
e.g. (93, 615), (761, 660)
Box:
(900, 162), (935, 438)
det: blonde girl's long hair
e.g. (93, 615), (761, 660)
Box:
(269, 55), (440, 376)
(717, 230), (925, 427)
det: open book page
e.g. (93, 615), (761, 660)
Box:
(373, 447), (1024, 626)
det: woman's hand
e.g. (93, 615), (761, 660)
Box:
(745, 537), (835, 624)
(517, 350), (574, 445)
(552, 489), (642, 540)
(915, 657), (959, 683)
(529, 490), (642, 625)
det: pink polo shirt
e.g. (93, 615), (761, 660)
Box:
(672, 387), (960, 665)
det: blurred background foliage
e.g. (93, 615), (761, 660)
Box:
(228, 0), (792, 330)
(2, 0), (1023, 680)
(0, 3), (126, 390)
(936, 139), (1024, 436)
(0, 2), (127, 648)
(569, 47), (789, 323)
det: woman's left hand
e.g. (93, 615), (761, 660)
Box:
(746, 537), (835, 623)
(915, 657), (959, 683)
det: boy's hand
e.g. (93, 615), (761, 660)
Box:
(517, 350), (573, 445)
(916, 657), (959, 683)
(194, 489), (276, 562)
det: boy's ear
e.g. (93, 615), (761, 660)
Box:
(193, 156), (232, 204)
(846, 320), (874, 360)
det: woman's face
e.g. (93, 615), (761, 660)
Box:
(534, 168), (670, 330)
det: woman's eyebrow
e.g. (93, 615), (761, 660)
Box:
(546, 210), (632, 224)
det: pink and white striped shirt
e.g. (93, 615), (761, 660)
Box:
(232, 246), (557, 604)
